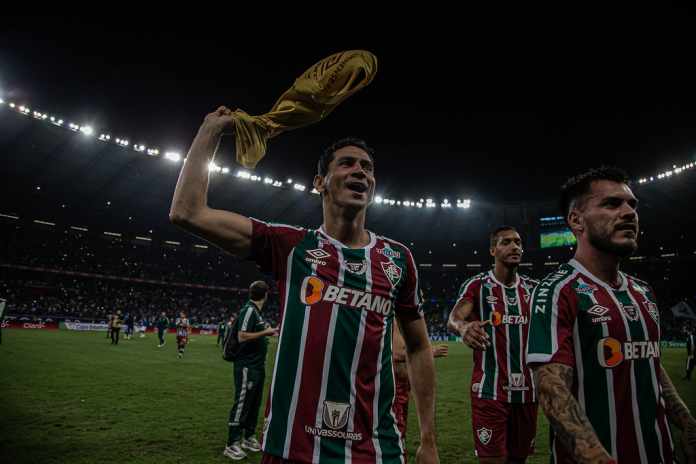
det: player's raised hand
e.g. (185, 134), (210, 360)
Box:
(200, 106), (236, 135)
(460, 320), (491, 351)
(432, 345), (449, 358)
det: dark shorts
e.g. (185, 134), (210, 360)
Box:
(471, 398), (538, 459)
(176, 335), (188, 346)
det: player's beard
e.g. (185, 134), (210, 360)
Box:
(587, 221), (637, 258)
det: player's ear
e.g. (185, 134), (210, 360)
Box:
(568, 209), (584, 234)
(313, 174), (326, 194)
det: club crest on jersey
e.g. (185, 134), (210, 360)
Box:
(472, 382), (481, 393)
(305, 248), (330, 266)
(344, 260), (367, 276)
(477, 427), (492, 445)
(505, 296), (518, 306)
(381, 261), (402, 288)
(620, 304), (640, 322)
(322, 401), (351, 430)
(377, 247), (401, 260)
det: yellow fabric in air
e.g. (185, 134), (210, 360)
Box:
(231, 50), (378, 168)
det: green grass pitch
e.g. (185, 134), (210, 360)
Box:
(1, 330), (693, 463)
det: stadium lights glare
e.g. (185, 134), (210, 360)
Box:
(311, 188), (320, 195)
(163, 151), (181, 162)
(0, 98), (4, 104)
(6, 96), (695, 209)
(208, 162), (222, 173)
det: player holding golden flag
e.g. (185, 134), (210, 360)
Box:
(229, 50), (378, 168)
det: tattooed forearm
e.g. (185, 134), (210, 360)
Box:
(660, 366), (695, 429)
(534, 363), (612, 464)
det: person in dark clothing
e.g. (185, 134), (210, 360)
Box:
(685, 326), (695, 381)
(156, 311), (169, 347)
(224, 281), (277, 460)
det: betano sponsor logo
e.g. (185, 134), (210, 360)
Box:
(490, 311), (528, 326)
(299, 276), (392, 316)
(597, 337), (660, 368)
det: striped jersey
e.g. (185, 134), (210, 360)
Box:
(527, 259), (674, 464)
(456, 271), (538, 403)
(176, 318), (189, 337)
(250, 219), (423, 464)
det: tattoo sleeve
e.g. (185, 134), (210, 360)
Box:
(534, 363), (612, 464)
(660, 365), (695, 429)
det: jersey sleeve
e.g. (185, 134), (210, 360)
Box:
(394, 247), (424, 320)
(239, 307), (256, 332)
(527, 283), (577, 367)
(249, 218), (307, 280)
(454, 275), (481, 311)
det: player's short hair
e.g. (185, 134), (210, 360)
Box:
(318, 137), (375, 177)
(249, 280), (269, 301)
(490, 226), (518, 248)
(560, 166), (630, 222)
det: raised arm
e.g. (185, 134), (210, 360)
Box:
(169, 107), (253, 257)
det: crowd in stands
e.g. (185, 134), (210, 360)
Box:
(1, 223), (694, 339)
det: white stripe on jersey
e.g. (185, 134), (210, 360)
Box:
(625, 284), (667, 464)
(602, 321), (618, 459)
(263, 248), (297, 450)
(605, 288), (647, 463)
(312, 246), (344, 463)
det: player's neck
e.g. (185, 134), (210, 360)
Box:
(493, 262), (518, 286)
(321, 206), (370, 248)
(573, 245), (622, 287)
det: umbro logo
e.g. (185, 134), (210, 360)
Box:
(306, 248), (331, 266)
(587, 305), (609, 317)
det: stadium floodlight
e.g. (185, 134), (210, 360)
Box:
(397, 201), (401, 206)
(80, 126), (94, 136)
(164, 151), (181, 162)
(375, 196), (383, 204)
(250, 175), (259, 181)
(287, 178), (293, 184)
(264, 177), (274, 184)
(294, 183), (306, 191)
(221, 167), (230, 174)
(146, 148), (159, 156)
(0, 98), (4, 104)
(208, 162), (222, 173)
(272, 181), (283, 187)
(134, 144), (145, 152)
(236, 170), (251, 179)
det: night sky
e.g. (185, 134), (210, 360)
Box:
(3, 10), (696, 206)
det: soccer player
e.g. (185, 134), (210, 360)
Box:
(527, 167), (696, 463)
(170, 107), (439, 464)
(218, 317), (228, 347)
(225, 281), (278, 460)
(175, 311), (190, 359)
(124, 312), (135, 340)
(156, 311), (169, 348)
(110, 311), (122, 345)
(447, 226), (539, 464)
(391, 321), (448, 458)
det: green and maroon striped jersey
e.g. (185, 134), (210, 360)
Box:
(527, 259), (674, 464)
(250, 219), (423, 464)
(456, 271), (538, 403)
